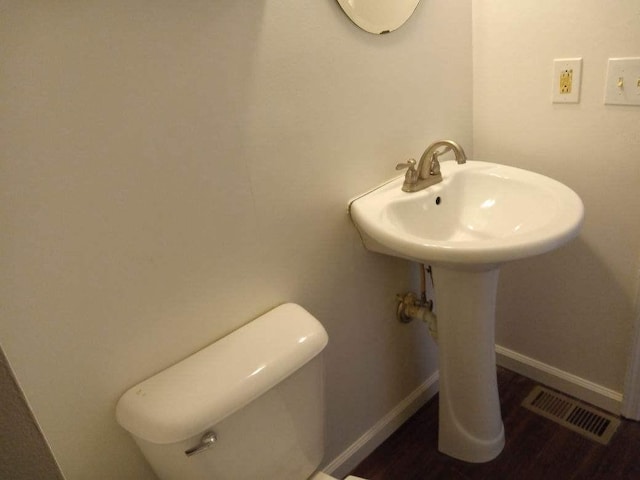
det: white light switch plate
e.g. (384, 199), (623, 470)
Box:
(552, 58), (582, 104)
(604, 57), (640, 106)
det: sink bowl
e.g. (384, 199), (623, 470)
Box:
(349, 161), (584, 268)
(349, 160), (584, 463)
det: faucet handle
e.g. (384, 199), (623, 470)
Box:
(395, 158), (417, 171)
(396, 159), (418, 185)
(429, 152), (442, 176)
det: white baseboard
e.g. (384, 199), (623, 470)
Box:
(323, 371), (439, 478)
(495, 344), (623, 414)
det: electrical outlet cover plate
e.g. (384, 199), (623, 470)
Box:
(552, 58), (582, 104)
(604, 57), (640, 106)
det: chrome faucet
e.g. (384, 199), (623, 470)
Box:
(396, 140), (467, 192)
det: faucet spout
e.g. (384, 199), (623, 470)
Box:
(398, 139), (467, 193)
(418, 140), (467, 179)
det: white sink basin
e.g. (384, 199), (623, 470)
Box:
(350, 161), (584, 268)
(349, 159), (584, 463)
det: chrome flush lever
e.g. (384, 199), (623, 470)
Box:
(184, 431), (218, 457)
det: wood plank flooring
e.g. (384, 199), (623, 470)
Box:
(348, 368), (640, 480)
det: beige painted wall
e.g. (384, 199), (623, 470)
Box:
(473, 1), (640, 393)
(0, 1), (472, 478)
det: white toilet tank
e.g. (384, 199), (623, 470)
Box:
(116, 303), (329, 480)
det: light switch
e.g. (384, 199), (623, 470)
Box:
(552, 58), (582, 104)
(604, 57), (640, 106)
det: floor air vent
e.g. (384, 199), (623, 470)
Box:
(521, 386), (620, 445)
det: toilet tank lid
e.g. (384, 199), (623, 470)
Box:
(115, 303), (328, 444)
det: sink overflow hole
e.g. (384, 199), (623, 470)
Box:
(435, 197), (441, 205)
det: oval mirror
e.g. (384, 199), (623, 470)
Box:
(336, 0), (421, 34)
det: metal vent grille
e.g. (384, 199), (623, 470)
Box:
(522, 386), (620, 445)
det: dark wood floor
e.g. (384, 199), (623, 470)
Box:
(349, 368), (640, 480)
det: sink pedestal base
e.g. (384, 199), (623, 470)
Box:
(432, 266), (505, 463)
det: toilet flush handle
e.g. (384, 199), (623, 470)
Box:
(184, 431), (218, 457)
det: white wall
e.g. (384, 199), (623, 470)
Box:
(473, 1), (640, 394)
(0, 1), (472, 478)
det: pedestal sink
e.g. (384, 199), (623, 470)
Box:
(349, 160), (584, 462)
